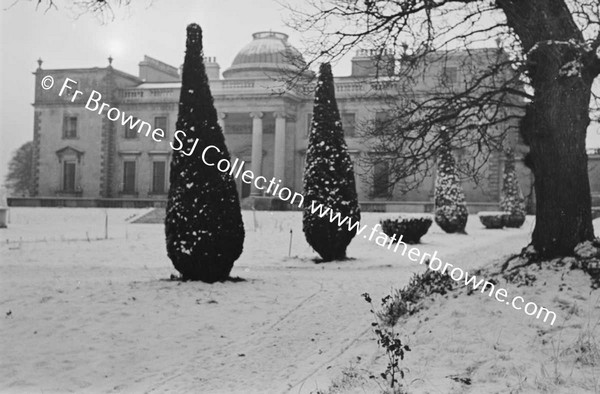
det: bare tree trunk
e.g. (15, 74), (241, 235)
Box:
(528, 76), (595, 257)
(498, 0), (596, 258)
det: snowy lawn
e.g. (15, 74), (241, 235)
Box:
(1, 208), (596, 393)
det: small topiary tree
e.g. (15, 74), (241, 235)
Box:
(434, 133), (468, 233)
(165, 24), (244, 282)
(500, 149), (526, 228)
(303, 63), (361, 261)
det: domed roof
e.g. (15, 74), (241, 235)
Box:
(223, 31), (307, 79)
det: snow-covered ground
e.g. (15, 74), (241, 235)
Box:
(0, 208), (597, 393)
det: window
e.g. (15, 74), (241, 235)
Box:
(63, 116), (78, 139)
(306, 113), (313, 137)
(123, 161), (136, 193)
(375, 111), (390, 134)
(125, 117), (139, 139)
(63, 160), (76, 191)
(373, 160), (390, 197)
(375, 111), (389, 124)
(152, 161), (166, 194)
(454, 147), (466, 163)
(154, 116), (167, 133)
(442, 66), (458, 85)
(341, 112), (356, 137)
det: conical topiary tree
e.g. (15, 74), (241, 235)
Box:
(303, 63), (360, 261)
(500, 148), (526, 227)
(434, 133), (468, 233)
(165, 24), (244, 282)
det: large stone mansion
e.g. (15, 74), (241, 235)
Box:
(29, 31), (538, 211)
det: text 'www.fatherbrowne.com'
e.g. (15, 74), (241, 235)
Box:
(307, 201), (557, 326)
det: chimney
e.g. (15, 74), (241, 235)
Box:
(351, 49), (395, 77)
(138, 55), (180, 82)
(204, 56), (220, 80)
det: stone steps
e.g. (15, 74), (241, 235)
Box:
(132, 208), (166, 224)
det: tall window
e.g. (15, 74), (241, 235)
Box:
(63, 161), (76, 191)
(152, 161), (166, 194)
(306, 113), (313, 137)
(63, 116), (78, 139)
(125, 117), (139, 139)
(123, 161), (136, 193)
(442, 66), (458, 85)
(154, 116), (167, 133)
(341, 112), (356, 137)
(373, 160), (390, 198)
(375, 111), (390, 134)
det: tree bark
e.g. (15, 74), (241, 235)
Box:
(497, 0), (596, 257)
(528, 72), (595, 257)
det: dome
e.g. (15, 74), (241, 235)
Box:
(223, 31), (307, 79)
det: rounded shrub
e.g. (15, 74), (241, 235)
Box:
(380, 215), (433, 244)
(478, 211), (509, 229)
(503, 213), (526, 228)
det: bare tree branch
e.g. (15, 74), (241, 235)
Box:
(12, 0), (137, 22)
(283, 0), (598, 196)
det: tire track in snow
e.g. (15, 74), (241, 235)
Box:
(287, 325), (372, 393)
(265, 281), (325, 332)
(146, 277), (327, 393)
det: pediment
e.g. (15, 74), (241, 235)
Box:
(56, 146), (85, 161)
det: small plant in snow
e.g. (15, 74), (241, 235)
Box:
(574, 240), (600, 260)
(379, 269), (455, 326)
(362, 292), (411, 392)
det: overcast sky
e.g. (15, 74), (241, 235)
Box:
(1, 0), (599, 184)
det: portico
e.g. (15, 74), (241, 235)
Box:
(219, 110), (288, 197)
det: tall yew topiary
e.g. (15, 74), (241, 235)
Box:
(303, 63), (360, 261)
(500, 149), (526, 227)
(434, 133), (468, 234)
(165, 24), (244, 282)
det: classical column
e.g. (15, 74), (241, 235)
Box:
(217, 112), (227, 132)
(250, 111), (263, 196)
(273, 112), (287, 182)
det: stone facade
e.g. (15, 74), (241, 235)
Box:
(31, 31), (534, 210)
